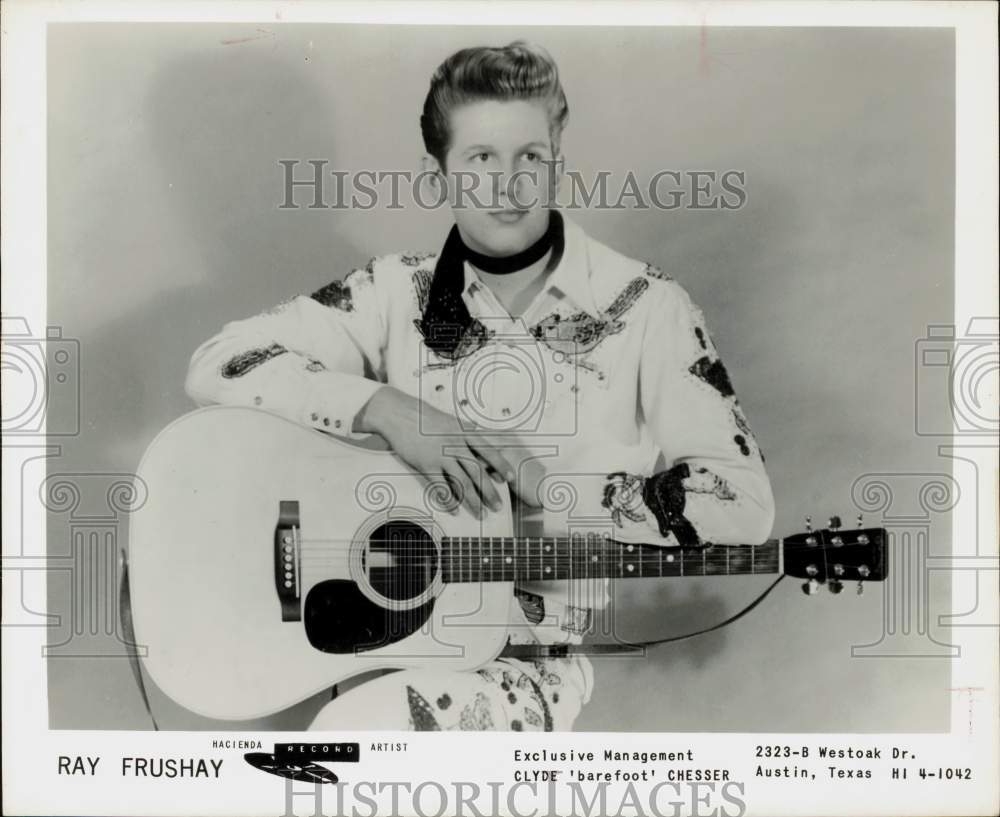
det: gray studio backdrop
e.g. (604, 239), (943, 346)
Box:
(45, 24), (955, 731)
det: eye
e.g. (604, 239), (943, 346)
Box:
(523, 151), (541, 163)
(471, 151), (491, 163)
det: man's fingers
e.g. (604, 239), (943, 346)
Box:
(457, 454), (503, 513)
(442, 461), (482, 518)
(466, 439), (516, 484)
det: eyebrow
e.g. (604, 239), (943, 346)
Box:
(462, 141), (550, 153)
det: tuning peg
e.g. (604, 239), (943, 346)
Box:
(805, 515), (813, 533)
(828, 579), (844, 595)
(829, 515), (842, 530)
(856, 514), (864, 528)
(801, 579), (821, 596)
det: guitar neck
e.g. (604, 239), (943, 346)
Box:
(439, 536), (782, 584)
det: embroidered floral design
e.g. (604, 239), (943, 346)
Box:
(311, 267), (373, 311)
(406, 687), (496, 731)
(412, 268), (493, 362)
(732, 404), (752, 437)
(514, 588), (546, 626)
(530, 277), (649, 359)
(412, 269), (433, 314)
(530, 311), (624, 354)
(643, 262), (673, 282)
(560, 605), (593, 636)
(641, 463), (702, 546)
(414, 316), (493, 363)
(457, 692), (495, 730)
(400, 252), (436, 267)
(688, 356), (735, 398)
(220, 343), (288, 378)
(730, 406), (761, 458)
(524, 707), (543, 727)
(605, 277), (650, 320)
(406, 686), (442, 731)
(311, 279), (354, 311)
(602, 472), (648, 527)
(683, 467), (737, 501)
(530, 660), (563, 686)
(689, 304), (720, 357)
(518, 674), (554, 731)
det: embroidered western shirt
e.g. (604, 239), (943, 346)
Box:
(185, 216), (775, 639)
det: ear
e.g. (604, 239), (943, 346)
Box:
(421, 153), (445, 181)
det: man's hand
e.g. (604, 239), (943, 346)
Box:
(354, 386), (540, 518)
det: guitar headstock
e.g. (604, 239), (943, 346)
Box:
(782, 515), (887, 596)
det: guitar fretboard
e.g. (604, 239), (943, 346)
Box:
(439, 536), (780, 583)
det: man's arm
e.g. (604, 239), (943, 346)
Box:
(185, 258), (522, 517)
(603, 280), (775, 546)
(185, 264), (386, 439)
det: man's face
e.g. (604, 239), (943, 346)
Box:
(440, 99), (560, 257)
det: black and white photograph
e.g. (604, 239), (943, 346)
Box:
(2, 2), (997, 816)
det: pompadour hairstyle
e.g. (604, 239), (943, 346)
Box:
(420, 41), (569, 166)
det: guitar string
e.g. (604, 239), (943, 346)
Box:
(288, 539), (852, 554)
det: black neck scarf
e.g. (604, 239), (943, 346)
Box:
(418, 210), (565, 358)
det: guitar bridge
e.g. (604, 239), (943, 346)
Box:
(274, 500), (301, 622)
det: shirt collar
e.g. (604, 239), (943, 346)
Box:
(461, 214), (601, 318)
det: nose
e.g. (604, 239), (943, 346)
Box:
(491, 163), (517, 205)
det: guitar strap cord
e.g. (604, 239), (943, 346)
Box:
(501, 574), (787, 659)
(118, 551), (784, 729)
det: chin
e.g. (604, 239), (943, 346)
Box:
(459, 212), (549, 257)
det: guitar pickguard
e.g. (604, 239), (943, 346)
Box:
(303, 580), (435, 654)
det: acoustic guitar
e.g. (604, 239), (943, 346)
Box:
(128, 406), (887, 719)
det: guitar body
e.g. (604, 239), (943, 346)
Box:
(129, 406), (513, 720)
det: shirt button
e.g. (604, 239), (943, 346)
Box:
(310, 412), (319, 421)
(323, 417), (330, 426)
(254, 395), (263, 406)
(334, 419), (342, 429)
(501, 407), (511, 416)
(435, 384), (444, 392)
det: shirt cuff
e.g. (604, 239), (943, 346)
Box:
(300, 376), (384, 441)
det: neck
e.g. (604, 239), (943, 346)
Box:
(471, 249), (554, 317)
(439, 535), (782, 584)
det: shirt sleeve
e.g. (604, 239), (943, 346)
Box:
(602, 279), (775, 547)
(184, 262), (387, 440)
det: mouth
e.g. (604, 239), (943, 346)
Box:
(488, 209), (529, 224)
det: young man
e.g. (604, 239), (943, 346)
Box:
(185, 42), (774, 731)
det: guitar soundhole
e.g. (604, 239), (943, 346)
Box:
(364, 521), (438, 602)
